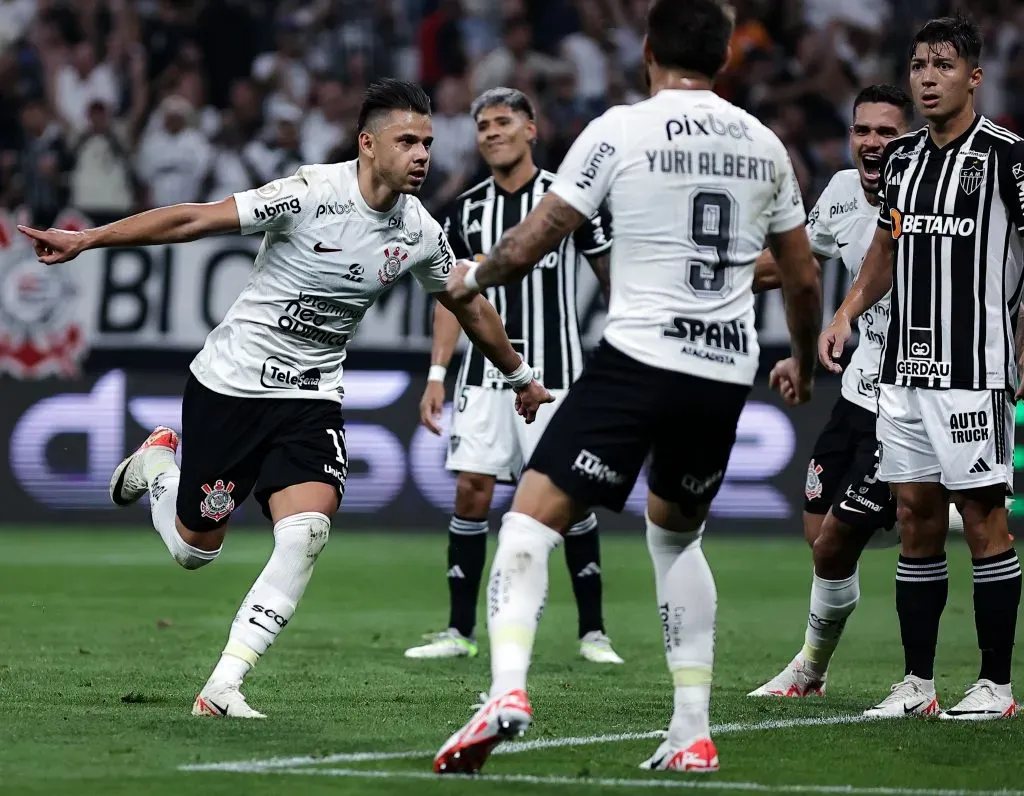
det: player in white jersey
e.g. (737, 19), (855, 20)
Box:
(432, 0), (823, 774)
(406, 88), (623, 665)
(747, 85), (915, 698)
(17, 79), (552, 718)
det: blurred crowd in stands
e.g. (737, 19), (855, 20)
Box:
(1, 0), (1023, 229)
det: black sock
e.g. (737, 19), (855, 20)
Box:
(564, 514), (605, 638)
(446, 515), (488, 638)
(973, 548), (1022, 685)
(895, 554), (948, 680)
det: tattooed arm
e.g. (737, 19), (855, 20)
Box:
(586, 252), (611, 305)
(472, 193), (586, 290)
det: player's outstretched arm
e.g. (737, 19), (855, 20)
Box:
(449, 194), (586, 298)
(18, 198), (241, 265)
(819, 226), (894, 372)
(767, 224), (822, 403)
(435, 291), (553, 422)
(420, 299), (464, 434)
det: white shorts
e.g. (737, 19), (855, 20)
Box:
(876, 384), (1014, 492)
(445, 384), (568, 483)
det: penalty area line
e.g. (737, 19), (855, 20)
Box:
(178, 713), (869, 773)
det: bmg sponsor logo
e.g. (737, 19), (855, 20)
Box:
(254, 196), (301, 221)
(575, 142), (616, 190)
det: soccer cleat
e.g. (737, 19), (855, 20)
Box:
(863, 675), (940, 718)
(640, 736), (719, 772)
(404, 628), (478, 659)
(579, 631), (625, 664)
(748, 657), (826, 697)
(109, 426), (179, 507)
(940, 680), (1018, 721)
(191, 684), (266, 718)
(434, 689), (532, 774)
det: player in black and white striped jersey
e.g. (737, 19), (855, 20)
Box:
(404, 88), (624, 665)
(821, 13), (1024, 720)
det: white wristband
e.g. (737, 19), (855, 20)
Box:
(463, 260), (482, 292)
(428, 365), (447, 383)
(503, 360), (534, 391)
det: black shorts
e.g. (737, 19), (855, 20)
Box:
(804, 396), (896, 531)
(177, 374), (348, 531)
(526, 341), (750, 514)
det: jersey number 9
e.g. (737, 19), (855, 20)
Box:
(686, 190), (736, 299)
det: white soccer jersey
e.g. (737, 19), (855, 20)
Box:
(806, 169), (889, 413)
(189, 161), (454, 403)
(550, 89), (806, 385)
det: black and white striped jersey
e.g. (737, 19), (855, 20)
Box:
(877, 115), (1024, 391)
(440, 169), (612, 390)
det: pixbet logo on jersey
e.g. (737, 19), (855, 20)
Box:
(889, 209), (976, 239)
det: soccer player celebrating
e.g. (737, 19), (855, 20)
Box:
(405, 87), (623, 665)
(820, 13), (1024, 719)
(747, 85), (914, 697)
(433, 0), (823, 774)
(18, 79), (552, 718)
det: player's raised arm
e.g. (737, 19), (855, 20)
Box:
(420, 299), (463, 434)
(18, 198), (242, 265)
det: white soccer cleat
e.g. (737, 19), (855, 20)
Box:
(640, 736), (719, 773)
(940, 679), (1019, 721)
(404, 629), (478, 659)
(579, 631), (625, 664)
(191, 684), (266, 718)
(748, 657), (826, 697)
(434, 689), (532, 774)
(863, 675), (940, 718)
(109, 426), (179, 507)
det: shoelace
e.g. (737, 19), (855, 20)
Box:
(876, 680), (922, 707)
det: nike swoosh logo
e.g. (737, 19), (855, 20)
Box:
(248, 617), (276, 633)
(840, 500), (866, 514)
(904, 700), (926, 714)
(314, 242), (343, 253)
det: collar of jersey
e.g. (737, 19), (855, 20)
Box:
(493, 167), (540, 197)
(346, 160), (405, 222)
(924, 112), (982, 153)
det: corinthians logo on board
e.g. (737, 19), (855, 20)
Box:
(0, 209), (91, 379)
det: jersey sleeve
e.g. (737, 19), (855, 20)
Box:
(549, 111), (623, 218)
(876, 140), (897, 232)
(767, 151), (807, 234)
(998, 139), (1024, 237)
(233, 169), (318, 236)
(805, 185), (839, 260)
(411, 218), (456, 294)
(572, 202), (613, 256)
(438, 201), (473, 260)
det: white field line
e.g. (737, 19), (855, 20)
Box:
(179, 713), (870, 773)
(265, 767), (1024, 796)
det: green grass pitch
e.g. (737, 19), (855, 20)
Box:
(1, 528), (1022, 795)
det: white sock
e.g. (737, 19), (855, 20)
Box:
(645, 513), (716, 744)
(487, 512), (562, 698)
(208, 511), (331, 688)
(799, 568), (859, 677)
(146, 452), (220, 570)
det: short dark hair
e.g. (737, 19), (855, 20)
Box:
(470, 87), (535, 121)
(853, 83), (914, 122)
(357, 78), (431, 133)
(646, 0), (734, 79)
(910, 11), (982, 67)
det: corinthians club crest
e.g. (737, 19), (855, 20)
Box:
(378, 246), (408, 286)
(0, 209), (91, 379)
(200, 479), (236, 522)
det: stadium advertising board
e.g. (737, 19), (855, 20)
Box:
(0, 231), (858, 377)
(2, 368), (846, 532)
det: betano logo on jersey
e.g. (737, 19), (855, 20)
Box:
(889, 209), (976, 239)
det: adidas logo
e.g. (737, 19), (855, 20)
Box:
(969, 458), (992, 474)
(447, 565), (465, 579)
(576, 562), (602, 578)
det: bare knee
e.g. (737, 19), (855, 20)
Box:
(954, 486), (1012, 558)
(647, 491), (707, 534)
(509, 470), (576, 533)
(812, 513), (865, 579)
(175, 516), (226, 552)
(455, 471), (496, 518)
(895, 484), (948, 556)
(803, 512), (825, 548)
